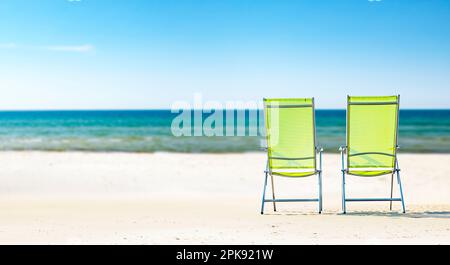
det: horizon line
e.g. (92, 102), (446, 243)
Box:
(0, 108), (448, 112)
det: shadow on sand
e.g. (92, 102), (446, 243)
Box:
(264, 211), (450, 219)
(344, 211), (450, 219)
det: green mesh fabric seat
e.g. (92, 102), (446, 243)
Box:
(260, 98), (323, 214)
(347, 170), (394, 177)
(341, 95), (406, 214)
(271, 171), (318, 178)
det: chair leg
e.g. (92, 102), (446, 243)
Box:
(342, 171), (347, 214)
(270, 174), (277, 212)
(261, 172), (268, 215)
(390, 172), (395, 211)
(318, 172), (323, 214)
(396, 170), (406, 214)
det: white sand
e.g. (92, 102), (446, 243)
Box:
(0, 152), (449, 245)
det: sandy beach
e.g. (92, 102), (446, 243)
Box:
(0, 151), (449, 245)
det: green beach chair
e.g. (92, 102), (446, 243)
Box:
(261, 98), (323, 214)
(340, 95), (406, 214)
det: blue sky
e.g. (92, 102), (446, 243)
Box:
(0, 0), (449, 109)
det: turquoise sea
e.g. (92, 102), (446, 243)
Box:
(0, 110), (449, 153)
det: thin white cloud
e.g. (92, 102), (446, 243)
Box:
(0, 43), (94, 53)
(0, 43), (17, 49)
(44, 44), (95, 53)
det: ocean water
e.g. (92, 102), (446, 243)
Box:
(0, 110), (449, 153)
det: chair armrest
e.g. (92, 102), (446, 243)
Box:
(339, 146), (347, 170)
(260, 139), (268, 151)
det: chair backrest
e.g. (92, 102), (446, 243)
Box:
(264, 98), (317, 171)
(347, 95), (400, 170)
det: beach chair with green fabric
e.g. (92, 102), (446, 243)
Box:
(261, 98), (323, 214)
(340, 95), (406, 214)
